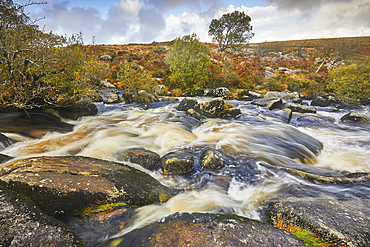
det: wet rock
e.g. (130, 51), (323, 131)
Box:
(262, 108), (292, 124)
(267, 197), (370, 246)
(104, 212), (306, 247)
(0, 185), (82, 246)
(207, 87), (230, 98)
(62, 205), (137, 245)
(160, 149), (194, 175)
(55, 102), (98, 120)
(196, 98), (225, 118)
(186, 109), (206, 121)
(119, 148), (160, 171)
(296, 114), (335, 127)
(292, 97), (303, 104)
(135, 90), (159, 104)
(0, 109), (74, 138)
(310, 95), (332, 107)
(0, 156), (172, 216)
(0, 133), (14, 151)
(219, 108), (242, 119)
(284, 103), (317, 114)
(267, 98), (283, 110)
(200, 148), (226, 170)
(251, 97), (279, 107)
(178, 97), (198, 112)
(341, 112), (370, 124)
(103, 92), (121, 104)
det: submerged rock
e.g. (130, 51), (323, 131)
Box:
(0, 156), (172, 216)
(118, 148), (160, 170)
(296, 114), (335, 127)
(200, 148), (226, 170)
(160, 149), (194, 175)
(267, 197), (370, 246)
(104, 212), (306, 247)
(0, 185), (82, 246)
(0, 133), (14, 151)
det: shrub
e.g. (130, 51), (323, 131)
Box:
(326, 58), (370, 101)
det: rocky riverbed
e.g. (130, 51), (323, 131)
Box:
(1, 89), (370, 246)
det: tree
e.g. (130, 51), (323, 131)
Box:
(164, 33), (211, 92)
(117, 61), (154, 92)
(0, 0), (106, 108)
(208, 10), (254, 57)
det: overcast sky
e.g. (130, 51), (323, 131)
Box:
(21, 0), (370, 44)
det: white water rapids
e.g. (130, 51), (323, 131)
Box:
(1, 99), (370, 239)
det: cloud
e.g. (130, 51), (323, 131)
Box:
(26, 0), (370, 45)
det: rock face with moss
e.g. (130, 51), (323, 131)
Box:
(0, 156), (172, 216)
(267, 197), (370, 246)
(103, 212), (306, 247)
(160, 149), (194, 175)
(341, 112), (370, 124)
(178, 97), (242, 120)
(0, 185), (82, 246)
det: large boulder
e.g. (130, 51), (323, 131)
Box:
(117, 148), (160, 171)
(267, 98), (283, 110)
(104, 212), (306, 247)
(267, 197), (370, 246)
(252, 98), (279, 107)
(0, 156), (172, 216)
(207, 87), (230, 98)
(0, 109), (74, 138)
(0, 185), (82, 246)
(186, 109), (206, 121)
(160, 149), (194, 175)
(265, 90), (300, 100)
(55, 102), (98, 120)
(195, 98), (225, 118)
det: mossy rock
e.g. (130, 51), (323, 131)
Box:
(200, 148), (226, 170)
(160, 149), (194, 175)
(0, 156), (173, 216)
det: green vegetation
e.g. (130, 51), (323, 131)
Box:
(159, 192), (170, 202)
(327, 57), (370, 101)
(82, 201), (126, 216)
(0, 0), (107, 109)
(165, 33), (211, 92)
(208, 10), (254, 56)
(117, 61), (156, 92)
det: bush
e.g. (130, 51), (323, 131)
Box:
(117, 62), (156, 92)
(326, 58), (370, 101)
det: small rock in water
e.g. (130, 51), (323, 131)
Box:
(118, 148), (160, 171)
(160, 149), (194, 175)
(200, 148), (226, 170)
(341, 112), (370, 124)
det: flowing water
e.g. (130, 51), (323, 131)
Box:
(1, 97), (370, 243)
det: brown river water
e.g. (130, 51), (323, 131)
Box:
(1, 97), (370, 243)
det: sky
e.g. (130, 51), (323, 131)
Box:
(19, 0), (370, 45)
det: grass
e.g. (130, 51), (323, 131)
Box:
(159, 192), (170, 202)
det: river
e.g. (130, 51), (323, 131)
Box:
(1, 97), (370, 243)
